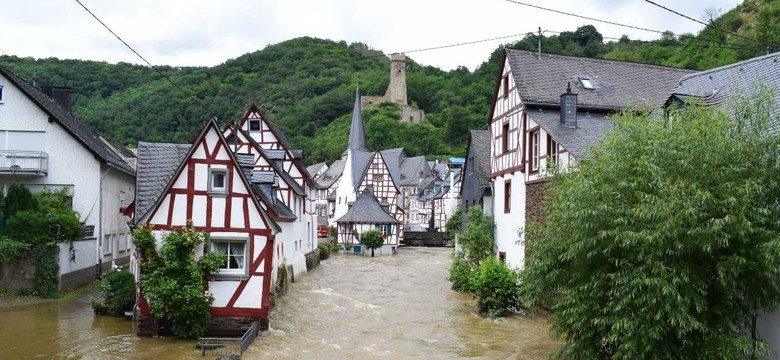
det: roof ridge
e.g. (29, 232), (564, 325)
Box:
(678, 50), (780, 81)
(506, 48), (693, 73)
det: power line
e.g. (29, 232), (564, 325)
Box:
(643, 0), (764, 46)
(73, 0), (200, 103)
(398, 32), (532, 55)
(502, 0), (666, 35)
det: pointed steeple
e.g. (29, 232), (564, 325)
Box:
(348, 87), (367, 151)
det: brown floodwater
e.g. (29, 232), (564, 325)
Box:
(0, 247), (556, 359)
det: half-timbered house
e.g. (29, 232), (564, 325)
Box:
(336, 188), (400, 255)
(488, 49), (693, 268)
(224, 105), (318, 279)
(133, 119), (280, 335)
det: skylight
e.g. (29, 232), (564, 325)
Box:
(579, 78), (594, 90)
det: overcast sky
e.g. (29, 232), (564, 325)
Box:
(0, 0), (742, 71)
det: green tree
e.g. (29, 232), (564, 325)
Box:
(359, 228), (385, 257)
(470, 258), (521, 318)
(444, 205), (462, 237)
(133, 223), (226, 338)
(457, 206), (494, 267)
(521, 94), (780, 359)
(4, 183), (37, 218)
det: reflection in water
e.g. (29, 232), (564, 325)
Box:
(0, 247), (555, 359)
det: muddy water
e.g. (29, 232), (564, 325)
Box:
(248, 247), (556, 359)
(0, 247), (556, 359)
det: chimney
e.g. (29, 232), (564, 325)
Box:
(560, 83), (577, 128)
(52, 87), (72, 114)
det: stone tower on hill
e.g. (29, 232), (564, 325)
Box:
(361, 53), (425, 123)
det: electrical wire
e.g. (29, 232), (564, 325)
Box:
(643, 0), (764, 45)
(73, 0), (201, 103)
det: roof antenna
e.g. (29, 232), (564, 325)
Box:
(537, 27), (542, 60)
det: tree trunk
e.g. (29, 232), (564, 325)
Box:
(371, 248), (375, 257)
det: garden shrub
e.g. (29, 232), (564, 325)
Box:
(93, 271), (135, 316)
(470, 258), (521, 318)
(318, 242), (330, 260)
(448, 254), (473, 292)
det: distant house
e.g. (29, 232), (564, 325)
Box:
(0, 66), (136, 291)
(460, 130), (492, 231)
(486, 50), (692, 268)
(663, 51), (780, 360)
(133, 119), (279, 335)
(336, 188), (400, 255)
(416, 166), (461, 231)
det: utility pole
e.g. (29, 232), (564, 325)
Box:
(537, 27), (542, 60)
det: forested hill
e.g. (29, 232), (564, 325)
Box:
(0, 0), (775, 164)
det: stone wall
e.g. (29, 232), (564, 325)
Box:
(525, 180), (548, 225)
(207, 316), (258, 337)
(0, 254), (36, 292)
(400, 105), (425, 123)
(402, 231), (451, 247)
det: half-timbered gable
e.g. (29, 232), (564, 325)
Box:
(487, 49), (694, 269)
(135, 119), (280, 332)
(357, 150), (404, 233)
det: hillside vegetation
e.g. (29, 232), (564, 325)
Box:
(0, 0), (775, 164)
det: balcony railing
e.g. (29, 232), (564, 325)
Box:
(0, 150), (48, 175)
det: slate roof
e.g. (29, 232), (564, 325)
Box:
(251, 170), (276, 184)
(134, 142), (192, 222)
(466, 130), (491, 190)
(0, 66), (135, 175)
(236, 128), (306, 195)
(668, 51), (780, 133)
(306, 162), (327, 179)
(235, 153), (255, 168)
(398, 156), (429, 186)
(380, 148), (404, 185)
(251, 183), (296, 222)
(348, 88), (367, 151)
(350, 149), (374, 189)
(529, 110), (614, 159)
(316, 159), (345, 189)
(504, 49), (694, 111)
(336, 188), (399, 224)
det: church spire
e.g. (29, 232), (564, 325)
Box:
(348, 87), (367, 151)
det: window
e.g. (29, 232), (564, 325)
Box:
(249, 120), (261, 131)
(208, 168), (228, 194)
(502, 75), (509, 97)
(531, 130), (540, 172)
(579, 77), (594, 90)
(0, 86), (4, 103)
(548, 135), (559, 167)
(504, 180), (511, 213)
(499, 251), (506, 263)
(373, 174), (384, 182)
(211, 240), (246, 275)
(104, 235), (113, 255)
(502, 123), (510, 153)
(118, 234), (126, 253)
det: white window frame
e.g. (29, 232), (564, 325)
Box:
(208, 168), (229, 195)
(549, 137), (559, 167)
(580, 77), (594, 90)
(211, 238), (248, 276)
(531, 130), (540, 172)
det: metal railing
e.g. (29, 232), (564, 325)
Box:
(0, 150), (48, 175)
(199, 321), (259, 358)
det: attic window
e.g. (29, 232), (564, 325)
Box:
(579, 78), (594, 90)
(209, 168), (229, 195)
(249, 120), (261, 131)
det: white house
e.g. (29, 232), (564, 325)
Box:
(486, 50), (692, 268)
(0, 66), (136, 291)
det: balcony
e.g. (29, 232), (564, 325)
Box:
(0, 150), (48, 175)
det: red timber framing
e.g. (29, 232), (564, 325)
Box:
(225, 104), (312, 190)
(138, 119), (278, 321)
(357, 150), (404, 241)
(489, 55), (525, 179)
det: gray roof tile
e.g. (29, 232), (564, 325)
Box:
(336, 188), (399, 224)
(467, 130), (491, 189)
(506, 49), (694, 110)
(135, 142), (192, 221)
(348, 88), (367, 151)
(317, 159), (345, 189)
(529, 110), (613, 159)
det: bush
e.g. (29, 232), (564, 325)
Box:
(448, 254), (473, 292)
(93, 271), (136, 316)
(470, 258), (520, 318)
(318, 242), (330, 260)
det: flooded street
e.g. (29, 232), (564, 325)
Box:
(0, 247), (555, 359)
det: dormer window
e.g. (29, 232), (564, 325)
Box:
(579, 77), (594, 90)
(209, 168), (228, 195)
(0, 85), (4, 103)
(249, 120), (261, 131)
